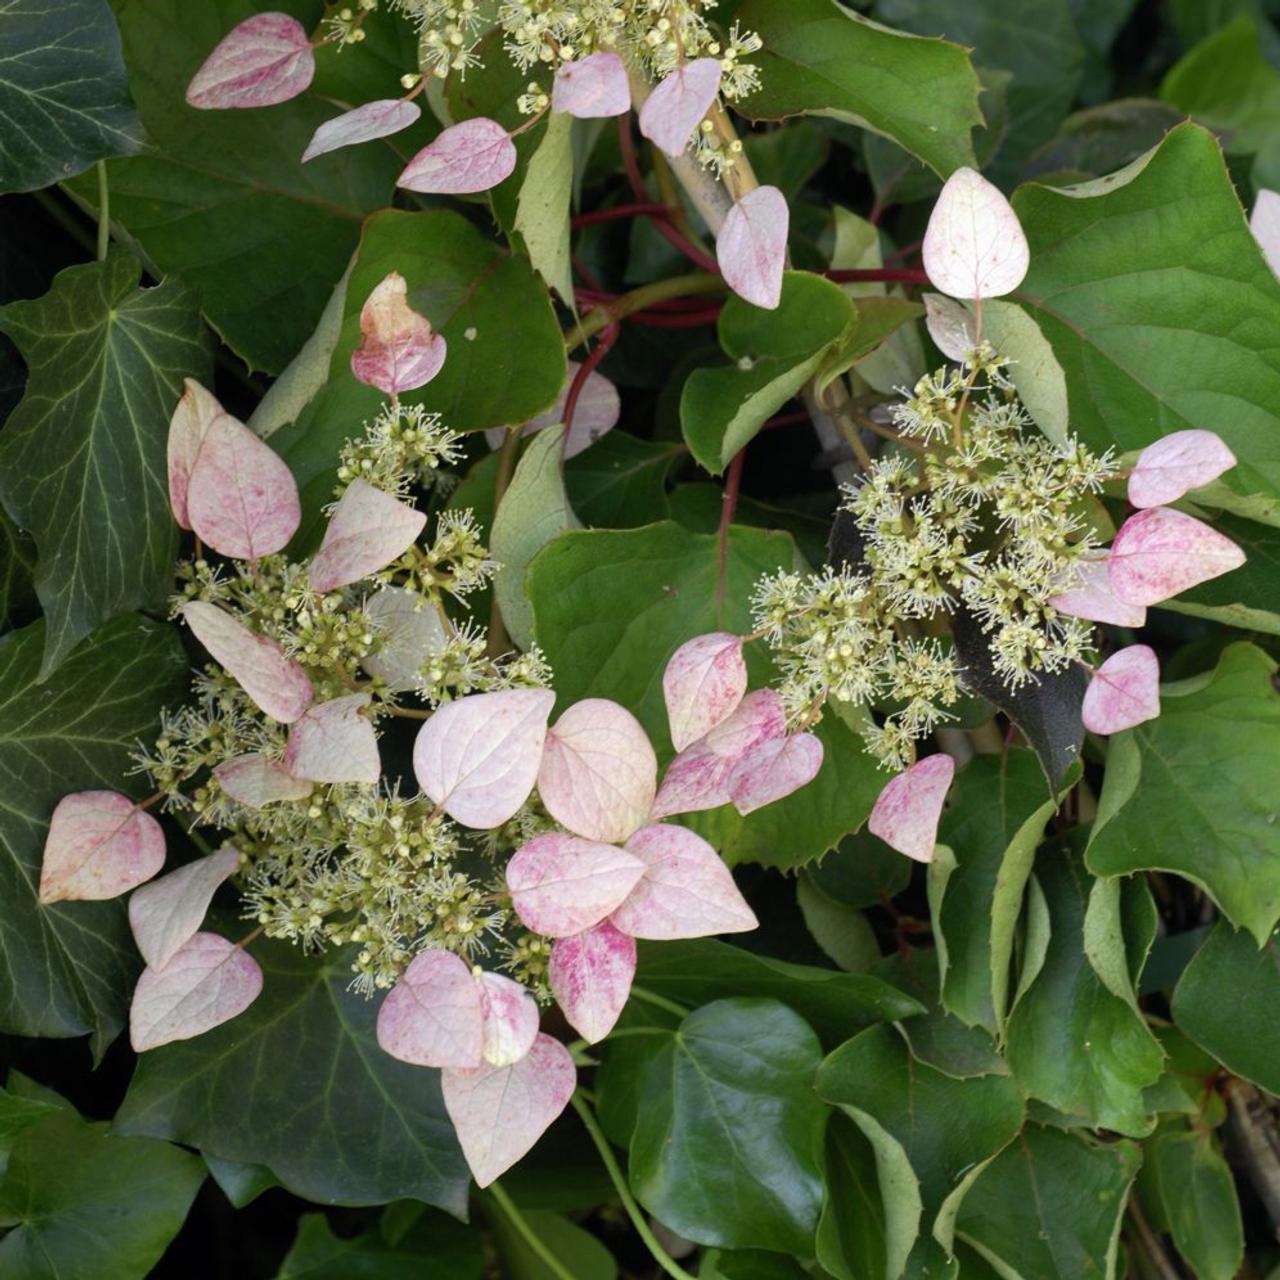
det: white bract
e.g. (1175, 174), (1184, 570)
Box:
(923, 167), (1030, 300)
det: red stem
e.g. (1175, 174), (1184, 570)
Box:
(617, 115), (648, 203)
(572, 201), (674, 229)
(885, 237), (923, 265)
(715, 450), (746, 613)
(563, 322), (620, 449)
(761, 409), (810, 430)
(826, 267), (930, 285)
(629, 307), (721, 328)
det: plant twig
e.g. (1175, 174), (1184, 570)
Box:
(95, 162), (110, 261)
(563, 273), (726, 349)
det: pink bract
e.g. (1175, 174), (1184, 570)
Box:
(1050, 554), (1147, 628)
(167, 379), (223, 529)
(1082, 645), (1160, 735)
(38, 790), (165, 905)
(486, 362), (621, 459)
(552, 52), (631, 118)
(128, 847), (240, 971)
(398, 117), (518, 194)
(182, 601), (314, 724)
(303, 99), (422, 162)
(727, 732), (824, 816)
(1251, 189), (1280, 278)
(1108, 507), (1246, 606)
(537, 698), (657, 843)
(550, 922), (636, 1044)
(309, 478), (427, 593)
(609, 823), (757, 940)
(507, 833), (646, 938)
(284, 693), (380, 785)
(361, 586), (448, 693)
(376, 950), (485, 1069)
(350, 272), (446, 396)
(717, 186), (789, 311)
(922, 167), (1029, 300)
(186, 13), (315, 111)
(663, 632), (747, 752)
(638, 58), (721, 157)
(441, 1033), (577, 1188)
(1127, 430), (1237, 509)
(868, 754), (955, 864)
(214, 753), (313, 808)
(476, 971), (540, 1067)
(922, 293), (977, 361)
(130, 932), (263, 1052)
(413, 688), (555, 829)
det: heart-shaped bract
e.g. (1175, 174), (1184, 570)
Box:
(414, 688), (555, 829)
(183, 602), (314, 724)
(1050, 554), (1147, 628)
(485, 363), (621, 459)
(214, 753), (313, 808)
(186, 12), (315, 110)
(167, 379), (223, 529)
(663, 632), (747, 752)
(303, 98), (422, 162)
(128, 847), (240, 971)
(717, 186), (789, 310)
(284, 693), (380, 785)
(309, 478), (426, 593)
(923, 167), (1029, 300)
(922, 293), (977, 361)
(39, 790), (165, 904)
(609, 823), (757, 940)
(638, 58), (721, 157)
(442, 1033), (577, 1187)
(1127, 430), (1237, 509)
(1108, 507), (1245, 606)
(362, 586), (448, 693)
(350, 272), (446, 396)
(507, 833), (646, 937)
(549, 921), (637, 1044)
(552, 52), (631, 118)
(398, 117), (517, 194)
(537, 698), (657, 843)
(476, 971), (540, 1068)
(130, 932), (263, 1052)
(1082, 644), (1160, 734)
(726, 732), (824, 815)
(376, 950), (485, 1069)
(868, 753), (955, 863)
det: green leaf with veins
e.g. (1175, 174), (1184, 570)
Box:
(277, 1209), (484, 1280)
(65, 0), (399, 374)
(114, 933), (471, 1212)
(0, 510), (37, 635)
(0, 614), (186, 1055)
(0, 254), (210, 676)
(0, 0), (143, 194)
(1087, 642), (1280, 944)
(564, 434), (681, 529)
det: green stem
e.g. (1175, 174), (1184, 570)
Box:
(487, 425), (524, 657)
(563, 272), (726, 349)
(487, 1182), (577, 1280)
(95, 162), (110, 261)
(569, 1093), (698, 1280)
(629, 985), (691, 1019)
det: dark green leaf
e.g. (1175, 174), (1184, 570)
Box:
(1013, 123), (1280, 519)
(955, 1126), (1142, 1280)
(203, 1155), (278, 1209)
(115, 936), (470, 1212)
(930, 749), (1061, 1033)
(1172, 920), (1280, 1094)
(1087, 642), (1280, 944)
(0, 1105), (204, 1280)
(0, 0), (143, 193)
(627, 997), (827, 1255)
(488, 1203), (617, 1280)
(680, 273), (854, 475)
(276, 1210), (483, 1280)
(817, 1025), (1024, 1258)
(65, 0), (398, 373)
(1005, 847), (1164, 1135)
(635, 938), (923, 1047)
(701, 1248), (812, 1280)
(0, 510), (37, 635)
(796, 872), (881, 972)
(0, 1087), (60, 1176)
(807, 830), (911, 910)
(0, 254), (210, 675)
(1137, 1128), (1243, 1280)
(734, 0), (982, 177)
(816, 1111), (893, 1280)
(564, 434), (680, 529)
(1027, 99), (1192, 180)
(0, 615), (185, 1051)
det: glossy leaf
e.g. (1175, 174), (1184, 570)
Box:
(508, 834), (645, 939)
(130, 931), (263, 1052)
(868, 754), (955, 864)
(38, 791), (164, 905)
(376, 949), (484, 1070)
(284, 693), (380, 785)
(350, 272), (446, 396)
(0, 254), (210, 675)
(442, 1033), (576, 1188)
(923, 167), (1030, 300)
(414, 688), (554, 829)
(128, 847), (239, 971)
(638, 59), (721, 157)
(663, 632), (748, 753)
(551, 51), (631, 118)
(278, 1210), (483, 1280)
(183, 601), (314, 724)
(310, 479), (427, 593)
(185, 12), (315, 109)
(549, 921), (636, 1044)
(1082, 644), (1160, 735)
(398, 117), (518, 194)
(303, 98), (422, 162)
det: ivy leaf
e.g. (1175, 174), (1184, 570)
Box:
(1005, 845), (1164, 1135)
(625, 997), (828, 1255)
(734, 0), (982, 177)
(816, 1112), (903, 1280)
(64, 0), (400, 374)
(0, 1096), (205, 1280)
(1172, 920), (1280, 1095)
(114, 934), (470, 1212)
(0, 255), (210, 675)
(1013, 123), (1280, 518)
(1087, 642), (1280, 944)
(0, 511), (37, 636)
(0, 0), (143, 193)
(816, 1024), (1024, 1261)
(954, 1125), (1142, 1280)
(0, 615), (186, 1054)
(277, 1209), (484, 1280)
(680, 273), (855, 474)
